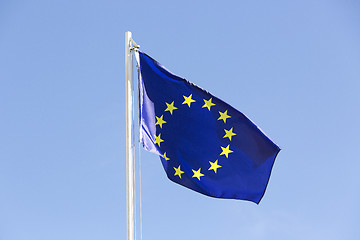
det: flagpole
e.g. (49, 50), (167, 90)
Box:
(125, 31), (134, 240)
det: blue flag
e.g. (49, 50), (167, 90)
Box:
(138, 51), (280, 204)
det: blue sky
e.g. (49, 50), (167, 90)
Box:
(1, 0), (359, 239)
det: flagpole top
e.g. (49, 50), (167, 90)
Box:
(126, 31), (140, 51)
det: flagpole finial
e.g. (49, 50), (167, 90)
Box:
(126, 31), (140, 51)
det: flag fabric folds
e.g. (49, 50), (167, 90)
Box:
(137, 51), (280, 204)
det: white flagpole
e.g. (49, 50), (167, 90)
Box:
(125, 31), (134, 240)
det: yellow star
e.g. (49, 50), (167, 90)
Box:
(182, 94), (196, 107)
(223, 127), (237, 141)
(163, 152), (170, 161)
(174, 165), (184, 179)
(208, 160), (222, 173)
(165, 101), (177, 115)
(192, 168), (204, 180)
(220, 144), (233, 158)
(154, 133), (164, 147)
(202, 98), (216, 111)
(218, 110), (231, 123)
(155, 115), (166, 128)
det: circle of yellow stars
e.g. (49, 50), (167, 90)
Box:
(154, 94), (237, 181)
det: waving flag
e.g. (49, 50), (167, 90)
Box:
(137, 51), (280, 204)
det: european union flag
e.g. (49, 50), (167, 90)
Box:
(138, 51), (280, 204)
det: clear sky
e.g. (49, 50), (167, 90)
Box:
(1, 0), (359, 239)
